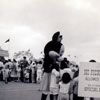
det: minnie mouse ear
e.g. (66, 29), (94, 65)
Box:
(52, 31), (60, 41)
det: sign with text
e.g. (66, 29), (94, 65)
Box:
(78, 62), (100, 98)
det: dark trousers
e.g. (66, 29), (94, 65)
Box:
(73, 94), (84, 100)
(90, 98), (94, 100)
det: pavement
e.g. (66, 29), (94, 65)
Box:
(0, 81), (100, 100)
(0, 81), (43, 100)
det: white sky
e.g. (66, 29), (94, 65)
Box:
(0, 0), (100, 62)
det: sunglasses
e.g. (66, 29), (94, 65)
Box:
(59, 35), (62, 38)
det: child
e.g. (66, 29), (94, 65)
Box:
(37, 61), (43, 83)
(60, 58), (72, 79)
(17, 65), (21, 82)
(24, 68), (29, 83)
(50, 62), (60, 100)
(4, 65), (10, 84)
(59, 72), (72, 100)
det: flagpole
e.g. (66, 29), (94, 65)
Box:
(7, 38), (10, 59)
(8, 38), (10, 59)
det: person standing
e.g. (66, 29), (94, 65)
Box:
(40, 31), (64, 100)
(59, 72), (72, 100)
(10, 59), (18, 81)
(4, 65), (10, 84)
(20, 57), (29, 82)
(50, 62), (60, 100)
(17, 65), (21, 82)
(37, 61), (43, 83)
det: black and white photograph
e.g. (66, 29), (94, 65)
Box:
(0, 0), (100, 100)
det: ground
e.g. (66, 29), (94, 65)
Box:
(0, 81), (99, 100)
(0, 81), (43, 100)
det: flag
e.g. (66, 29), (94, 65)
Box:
(5, 39), (10, 43)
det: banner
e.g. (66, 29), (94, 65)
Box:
(78, 62), (100, 98)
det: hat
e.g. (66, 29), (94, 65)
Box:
(89, 59), (96, 62)
(52, 31), (60, 41)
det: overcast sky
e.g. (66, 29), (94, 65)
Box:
(0, 0), (100, 62)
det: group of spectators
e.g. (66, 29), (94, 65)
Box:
(0, 31), (96, 100)
(0, 56), (43, 84)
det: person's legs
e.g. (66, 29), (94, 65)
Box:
(73, 94), (78, 100)
(53, 94), (58, 100)
(90, 98), (94, 100)
(73, 94), (84, 100)
(41, 73), (51, 100)
(41, 93), (48, 100)
(5, 77), (8, 84)
(50, 94), (53, 100)
(77, 97), (84, 100)
(59, 94), (67, 100)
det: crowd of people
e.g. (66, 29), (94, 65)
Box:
(0, 56), (43, 84)
(0, 31), (96, 100)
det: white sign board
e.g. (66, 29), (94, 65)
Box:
(78, 62), (100, 98)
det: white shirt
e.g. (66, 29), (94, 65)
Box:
(59, 82), (70, 94)
(4, 69), (9, 77)
(37, 64), (42, 72)
(0, 61), (4, 67)
(50, 69), (60, 88)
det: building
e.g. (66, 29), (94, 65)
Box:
(0, 47), (9, 62)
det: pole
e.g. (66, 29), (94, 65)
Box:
(8, 38), (10, 59)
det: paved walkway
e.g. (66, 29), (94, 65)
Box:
(0, 81), (100, 100)
(0, 81), (43, 100)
